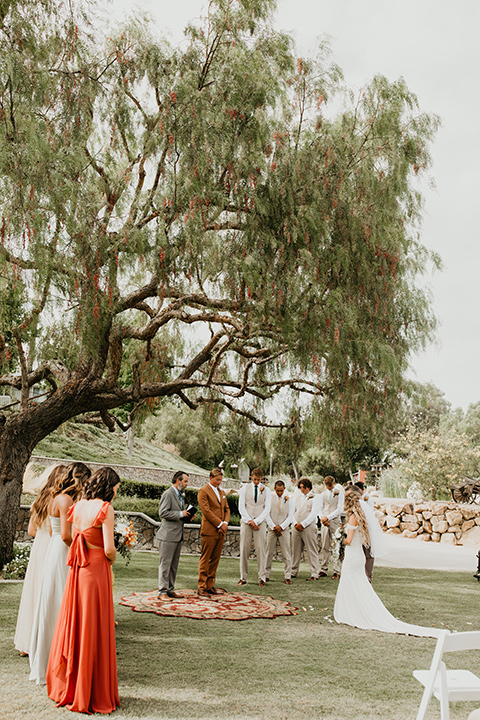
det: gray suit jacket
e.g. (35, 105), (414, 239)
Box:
(156, 485), (184, 543)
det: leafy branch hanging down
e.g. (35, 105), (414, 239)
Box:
(0, 0), (440, 566)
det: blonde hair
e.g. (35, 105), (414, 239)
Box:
(344, 488), (371, 548)
(30, 464), (68, 529)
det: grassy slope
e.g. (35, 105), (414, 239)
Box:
(2, 554), (480, 720)
(32, 421), (208, 475)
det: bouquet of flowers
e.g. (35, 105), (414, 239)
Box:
(330, 524), (347, 566)
(114, 514), (138, 565)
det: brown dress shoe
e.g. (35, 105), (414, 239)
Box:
(157, 593), (171, 602)
(208, 587), (227, 595)
(305, 576), (318, 581)
(167, 590), (184, 599)
(236, 579), (247, 586)
(197, 590), (212, 598)
(332, 573), (340, 580)
(259, 579), (266, 587)
(318, 571), (328, 577)
(284, 579), (292, 585)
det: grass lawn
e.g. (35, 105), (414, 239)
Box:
(1, 553), (480, 720)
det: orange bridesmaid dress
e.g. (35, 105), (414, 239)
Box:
(46, 502), (120, 714)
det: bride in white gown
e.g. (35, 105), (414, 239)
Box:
(334, 488), (442, 638)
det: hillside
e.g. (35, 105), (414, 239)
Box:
(31, 421), (208, 475)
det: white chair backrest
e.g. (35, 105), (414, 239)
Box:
(443, 632), (480, 654)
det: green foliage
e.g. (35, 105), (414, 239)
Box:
(0, 0), (439, 454)
(1, 542), (30, 579)
(115, 478), (240, 521)
(0, 0), (442, 568)
(401, 380), (451, 432)
(390, 425), (480, 500)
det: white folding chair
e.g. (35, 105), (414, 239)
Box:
(414, 630), (480, 720)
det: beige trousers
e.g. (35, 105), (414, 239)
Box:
(320, 517), (342, 574)
(239, 520), (267, 582)
(265, 528), (292, 579)
(291, 524), (320, 578)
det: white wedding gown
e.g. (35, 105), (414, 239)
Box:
(334, 524), (442, 637)
(29, 516), (69, 684)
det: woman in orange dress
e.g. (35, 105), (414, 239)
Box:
(46, 467), (121, 714)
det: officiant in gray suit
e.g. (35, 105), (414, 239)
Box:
(157, 471), (195, 601)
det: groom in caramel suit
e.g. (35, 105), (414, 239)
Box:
(197, 467), (230, 597)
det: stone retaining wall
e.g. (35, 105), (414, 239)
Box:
(28, 455), (242, 489)
(374, 500), (480, 544)
(16, 507), (310, 560)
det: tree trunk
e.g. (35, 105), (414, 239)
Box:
(0, 422), (33, 568)
(0, 378), (98, 568)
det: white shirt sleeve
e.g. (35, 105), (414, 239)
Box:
(253, 486), (271, 525)
(238, 485), (251, 524)
(327, 484), (345, 521)
(301, 493), (320, 528)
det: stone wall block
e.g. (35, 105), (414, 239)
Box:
(386, 515), (400, 528)
(446, 510), (463, 526)
(447, 524), (461, 534)
(431, 520), (449, 534)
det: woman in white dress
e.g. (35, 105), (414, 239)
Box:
(29, 462), (91, 684)
(334, 488), (442, 638)
(14, 464), (67, 655)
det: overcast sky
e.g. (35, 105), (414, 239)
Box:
(111, 0), (480, 411)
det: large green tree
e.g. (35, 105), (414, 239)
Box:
(0, 0), (439, 565)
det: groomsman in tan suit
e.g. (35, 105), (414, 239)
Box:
(265, 480), (294, 584)
(237, 467), (271, 587)
(197, 468), (230, 597)
(291, 478), (320, 580)
(318, 475), (345, 579)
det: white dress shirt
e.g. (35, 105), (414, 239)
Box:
(238, 483), (271, 525)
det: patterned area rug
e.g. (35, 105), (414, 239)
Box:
(119, 589), (298, 620)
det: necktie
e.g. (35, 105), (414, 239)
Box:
(254, 485), (258, 503)
(278, 496), (282, 512)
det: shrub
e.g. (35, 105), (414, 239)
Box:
(116, 479), (240, 518)
(2, 543), (31, 579)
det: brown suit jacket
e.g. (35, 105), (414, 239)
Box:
(198, 483), (230, 536)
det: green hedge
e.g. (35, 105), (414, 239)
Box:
(115, 477), (240, 524)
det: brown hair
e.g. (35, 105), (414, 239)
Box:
(210, 467), (224, 479)
(30, 464), (68, 529)
(83, 467), (120, 502)
(298, 477), (312, 491)
(324, 475), (335, 488)
(251, 467), (264, 478)
(344, 488), (370, 548)
(50, 461), (90, 502)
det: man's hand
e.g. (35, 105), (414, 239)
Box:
(218, 521), (228, 536)
(274, 525), (282, 536)
(182, 509), (190, 518)
(320, 516), (330, 527)
(294, 522), (303, 532)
